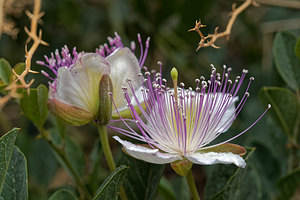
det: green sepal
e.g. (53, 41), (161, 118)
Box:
(96, 74), (113, 125)
(199, 143), (246, 156)
(171, 159), (193, 176)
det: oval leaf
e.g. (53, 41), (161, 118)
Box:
(13, 63), (25, 76)
(273, 32), (300, 90)
(0, 58), (12, 85)
(117, 152), (165, 200)
(0, 147), (28, 200)
(93, 165), (128, 200)
(50, 129), (85, 178)
(48, 189), (78, 200)
(206, 148), (257, 200)
(20, 84), (48, 129)
(0, 128), (19, 193)
(259, 87), (298, 138)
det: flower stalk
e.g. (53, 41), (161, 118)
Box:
(98, 125), (128, 200)
(98, 125), (116, 171)
(186, 170), (200, 200)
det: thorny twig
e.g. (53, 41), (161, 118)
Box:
(189, 0), (259, 50)
(0, 0), (48, 110)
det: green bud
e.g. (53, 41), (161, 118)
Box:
(171, 159), (193, 176)
(97, 74), (113, 125)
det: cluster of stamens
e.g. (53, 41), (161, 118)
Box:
(95, 32), (150, 68)
(38, 33), (151, 92)
(109, 64), (271, 155)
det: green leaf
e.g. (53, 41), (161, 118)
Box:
(13, 63), (25, 76)
(206, 147), (257, 200)
(28, 139), (58, 187)
(0, 58), (12, 85)
(277, 168), (300, 200)
(117, 151), (165, 200)
(0, 128), (19, 193)
(273, 32), (300, 90)
(295, 37), (300, 59)
(157, 176), (191, 200)
(171, 176), (191, 200)
(0, 147), (28, 200)
(259, 87), (298, 138)
(20, 84), (48, 129)
(50, 130), (85, 178)
(88, 139), (109, 194)
(48, 189), (78, 200)
(93, 165), (128, 200)
(158, 177), (177, 200)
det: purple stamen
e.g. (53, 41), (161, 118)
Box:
(110, 65), (270, 156)
(137, 33), (143, 65)
(37, 45), (80, 82)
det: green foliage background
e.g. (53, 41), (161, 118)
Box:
(0, 0), (300, 199)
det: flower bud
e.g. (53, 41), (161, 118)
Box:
(171, 159), (193, 176)
(96, 74), (113, 125)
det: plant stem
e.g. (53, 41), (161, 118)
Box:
(98, 125), (128, 200)
(98, 125), (116, 171)
(40, 128), (92, 200)
(186, 170), (200, 200)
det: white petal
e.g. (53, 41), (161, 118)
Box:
(115, 86), (145, 112)
(186, 151), (246, 168)
(113, 136), (182, 164)
(105, 48), (142, 111)
(215, 95), (239, 132)
(51, 53), (110, 114)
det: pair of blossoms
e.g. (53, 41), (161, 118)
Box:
(39, 33), (270, 175)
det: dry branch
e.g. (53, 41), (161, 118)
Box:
(189, 0), (259, 50)
(0, 0), (47, 110)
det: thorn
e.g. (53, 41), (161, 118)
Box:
(211, 43), (221, 49)
(29, 70), (39, 74)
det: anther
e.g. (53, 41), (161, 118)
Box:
(242, 69), (248, 74)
